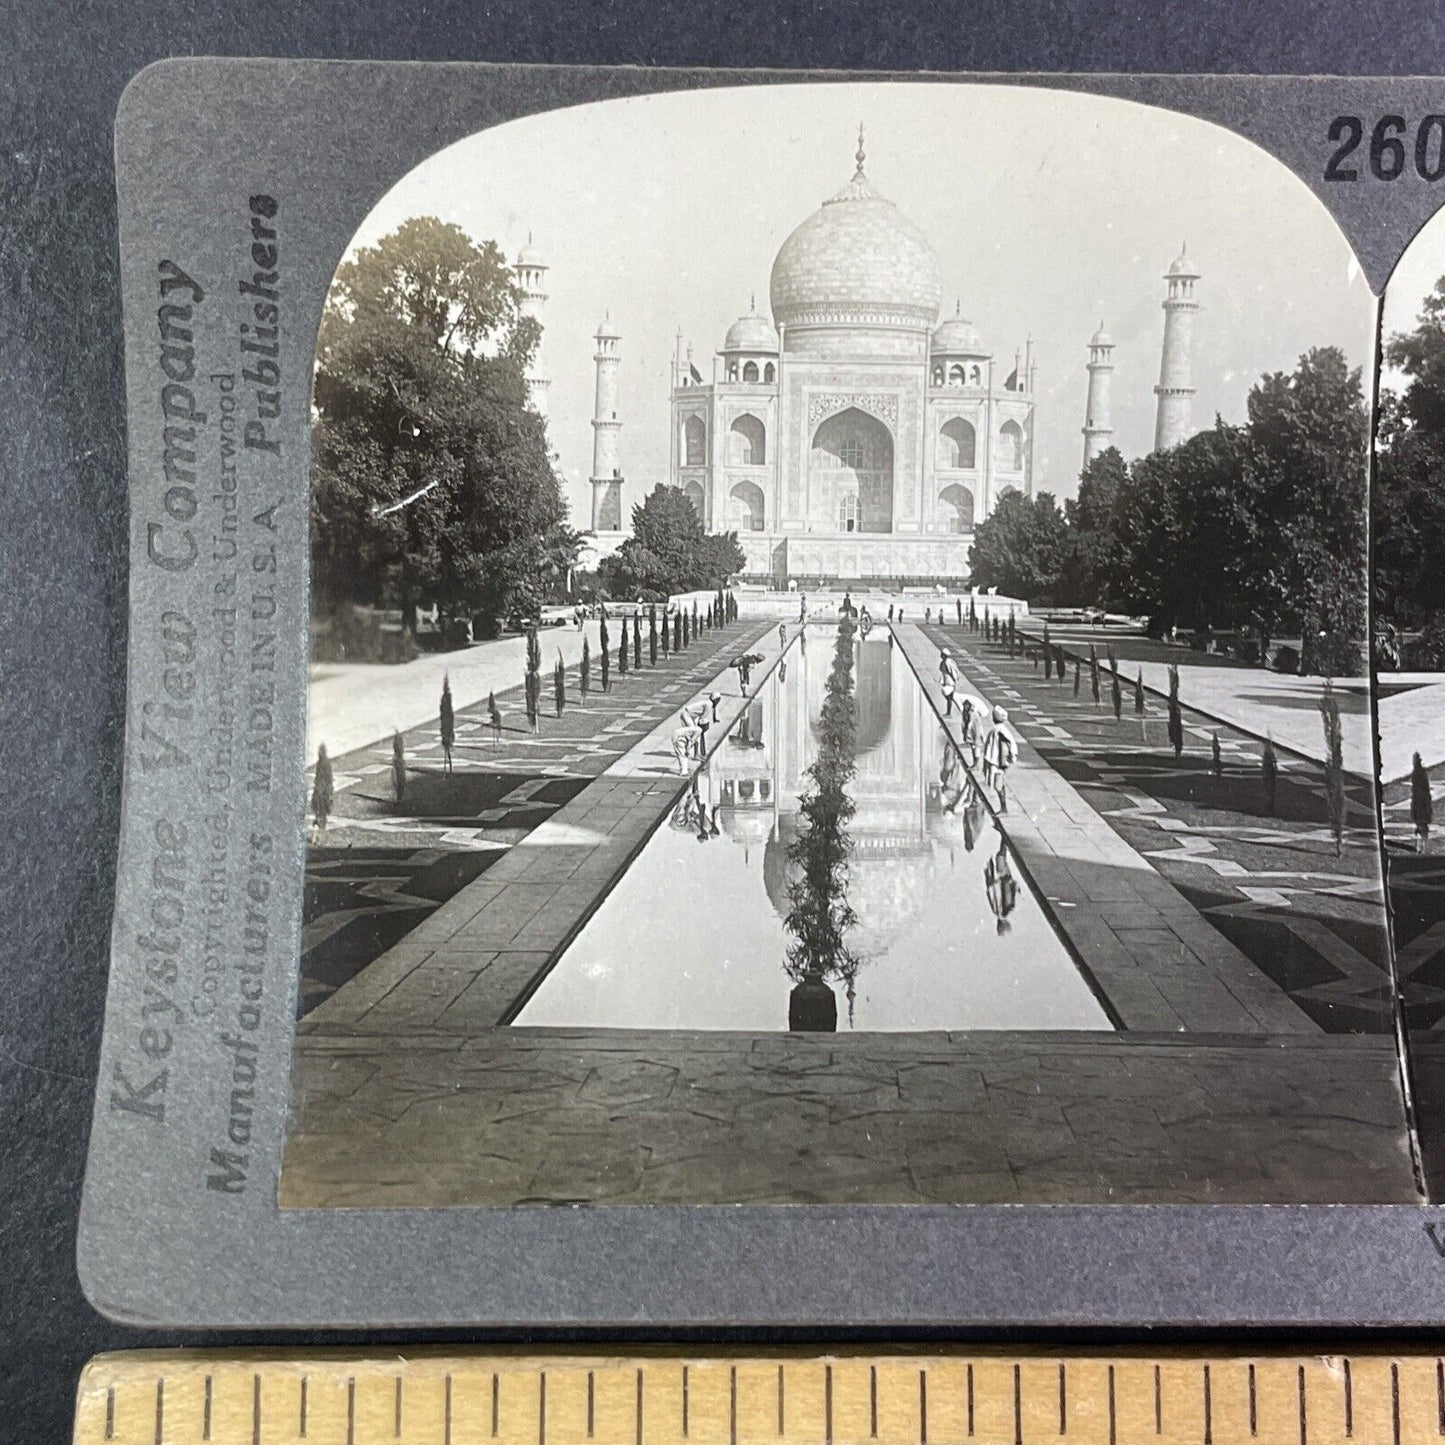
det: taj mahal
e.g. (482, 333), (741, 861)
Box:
(526, 128), (1201, 587)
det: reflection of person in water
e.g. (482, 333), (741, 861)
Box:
(984, 834), (1019, 935)
(963, 779), (989, 853)
(692, 758), (722, 841)
(937, 735), (966, 816)
(859, 605), (872, 636)
(839, 591), (856, 617)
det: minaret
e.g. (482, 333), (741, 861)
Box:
(513, 237), (549, 416)
(1153, 245), (1200, 452)
(1082, 321), (1115, 469)
(590, 313), (623, 533)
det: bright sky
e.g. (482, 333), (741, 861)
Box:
(1381, 203), (1445, 392)
(343, 81), (1376, 527)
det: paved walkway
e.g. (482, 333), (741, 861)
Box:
(1378, 670), (1445, 782)
(282, 1028), (1415, 1206)
(309, 592), (723, 759)
(926, 621), (1394, 1035)
(891, 624), (1311, 1035)
(1018, 625), (1371, 775)
(280, 616), (1419, 1209)
(303, 620), (790, 1033)
(301, 613), (763, 1014)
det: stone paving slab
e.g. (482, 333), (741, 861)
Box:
(892, 623), (1314, 1036)
(302, 620), (782, 1036)
(281, 1027), (1416, 1206)
(1378, 671), (1445, 781)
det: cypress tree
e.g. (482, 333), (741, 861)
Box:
(311, 744), (333, 831)
(600, 617), (611, 690)
(392, 730), (406, 802)
(1073, 657), (1081, 696)
(1167, 663), (1184, 759)
(1321, 678), (1346, 856)
(633, 612), (642, 668)
(1111, 670), (1122, 721)
(487, 690), (501, 742)
(674, 611), (682, 650)
(1042, 622), (1052, 678)
(526, 625), (542, 731)
(581, 637), (591, 698)
(618, 628), (628, 676)
(439, 674), (455, 775)
(1089, 644), (1101, 704)
(1262, 736), (1278, 813)
(1412, 751), (1433, 846)
(1134, 668), (1146, 715)
(554, 654), (566, 717)
(649, 606), (658, 665)
(661, 607), (670, 657)
(1211, 732), (1223, 777)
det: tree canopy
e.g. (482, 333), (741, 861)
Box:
(599, 485), (745, 597)
(311, 217), (577, 634)
(968, 347), (1367, 671)
(1376, 276), (1445, 653)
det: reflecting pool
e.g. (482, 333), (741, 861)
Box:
(516, 627), (1112, 1032)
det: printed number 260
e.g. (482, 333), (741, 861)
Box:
(1326, 115), (1445, 181)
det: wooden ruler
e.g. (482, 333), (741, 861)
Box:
(74, 1351), (1445, 1445)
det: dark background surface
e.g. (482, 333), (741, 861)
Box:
(8, 3), (1445, 1439)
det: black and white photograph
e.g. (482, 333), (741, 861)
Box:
(276, 81), (1409, 1209)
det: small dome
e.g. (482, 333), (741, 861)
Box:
(769, 133), (942, 333)
(1090, 322), (1113, 347)
(595, 314), (620, 340)
(724, 302), (779, 353)
(1167, 245), (1199, 278)
(516, 241), (546, 267)
(932, 310), (988, 356)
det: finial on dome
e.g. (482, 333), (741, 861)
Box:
(856, 122), (866, 175)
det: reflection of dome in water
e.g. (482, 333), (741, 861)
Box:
(763, 815), (933, 960)
(808, 638), (894, 754)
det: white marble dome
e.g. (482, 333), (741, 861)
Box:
(724, 303), (780, 353)
(770, 154), (942, 333)
(932, 313), (988, 356)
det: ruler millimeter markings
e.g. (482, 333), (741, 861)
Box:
(76, 1351), (1444, 1445)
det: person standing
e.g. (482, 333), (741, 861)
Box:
(939, 646), (959, 690)
(982, 705), (1019, 813)
(888, 603), (895, 623)
(778, 621), (788, 650)
(799, 593), (808, 626)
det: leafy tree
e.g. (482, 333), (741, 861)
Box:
(1062, 446), (1127, 606)
(1376, 280), (1445, 651)
(600, 485), (744, 597)
(311, 745), (334, 830)
(311, 217), (577, 636)
(970, 490), (1071, 604)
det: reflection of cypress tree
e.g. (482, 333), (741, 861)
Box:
(784, 616), (862, 1027)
